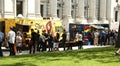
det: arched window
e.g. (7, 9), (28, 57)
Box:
(116, 0), (118, 2)
(17, 1), (23, 16)
(115, 11), (118, 22)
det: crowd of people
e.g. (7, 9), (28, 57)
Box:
(0, 26), (120, 57)
(0, 26), (68, 56)
(83, 29), (118, 46)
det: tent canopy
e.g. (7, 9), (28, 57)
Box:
(90, 24), (104, 29)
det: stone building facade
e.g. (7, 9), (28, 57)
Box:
(0, 0), (120, 30)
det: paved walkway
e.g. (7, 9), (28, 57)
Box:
(2, 45), (111, 57)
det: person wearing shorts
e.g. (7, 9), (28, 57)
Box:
(53, 36), (59, 51)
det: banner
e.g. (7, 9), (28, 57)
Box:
(46, 21), (52, 32)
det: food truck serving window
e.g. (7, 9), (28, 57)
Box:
(23, 25), (29, 32)
(16, 24), (30, 32)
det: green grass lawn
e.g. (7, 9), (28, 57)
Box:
(0, 46), (120, 66)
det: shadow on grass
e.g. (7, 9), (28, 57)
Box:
(2, 46), (120, 64)
(0, 62), (37, 66)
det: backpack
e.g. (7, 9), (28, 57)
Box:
(39, 36), (43, 43)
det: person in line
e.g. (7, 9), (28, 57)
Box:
(87, 32), (93, 45)
(77, 31), (83, 49)
(29, 29), (36, 54)
(114, 31), (118, 44)
(93, 30), (99, 46)
(21, 33), (27, 50)
(47, 30), (53, 52)
(7, 27), (16, 56)
(106, 31), (110, 45)
(56, 30), (60, 50)
(16, 29), (22, 37)
(53, 36), (59, 51)
(109, 30), (115, 45)
(36, 30), (40, 51)
(0, 30), (4, 57)
(16, 32), (22, 53)
(42, 30), (48, 51)
(101, 30), (106, 46)
(41, 30), (48, 52)
(62, 29), (67, 51)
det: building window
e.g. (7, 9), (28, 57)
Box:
(72, 5), (75, 9)
(57, 3), (62, 7)
(17, 1), (23, 16)
(71, 0), (74, 3)
(115, 11), (118, 22)
(57, 9), (60, 18)
(41, 5), (44, 17)
(97, 0), (100, 20)
(71, 10), (73, 18)
(116, 0), (118, 2)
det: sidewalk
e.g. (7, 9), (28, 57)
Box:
(2, 45), (111, 57)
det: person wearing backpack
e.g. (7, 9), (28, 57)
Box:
(0, 30), (4, 57)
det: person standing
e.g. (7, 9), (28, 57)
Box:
(0, 30), (4, 57)
(47, 30), (53, 51)
(56, 30), (60, 50)
(29, 29), (36, 54)
(41, 31), (46, 52)
(56, 30), (60, 41)
(42, 30), (48, 51)
(78, 31), (83, 49)
(36, 30), (40, 51)
(16, 32), (22, 53)
(7, 27), (16, 56)
(53, 36), (59, 51)
(62, 29), (67, 51)
(109, 30), (114, 45)
(93, 30), (99, 46)
(101, 30), (106, 46)
(87, 32), (93, 45)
